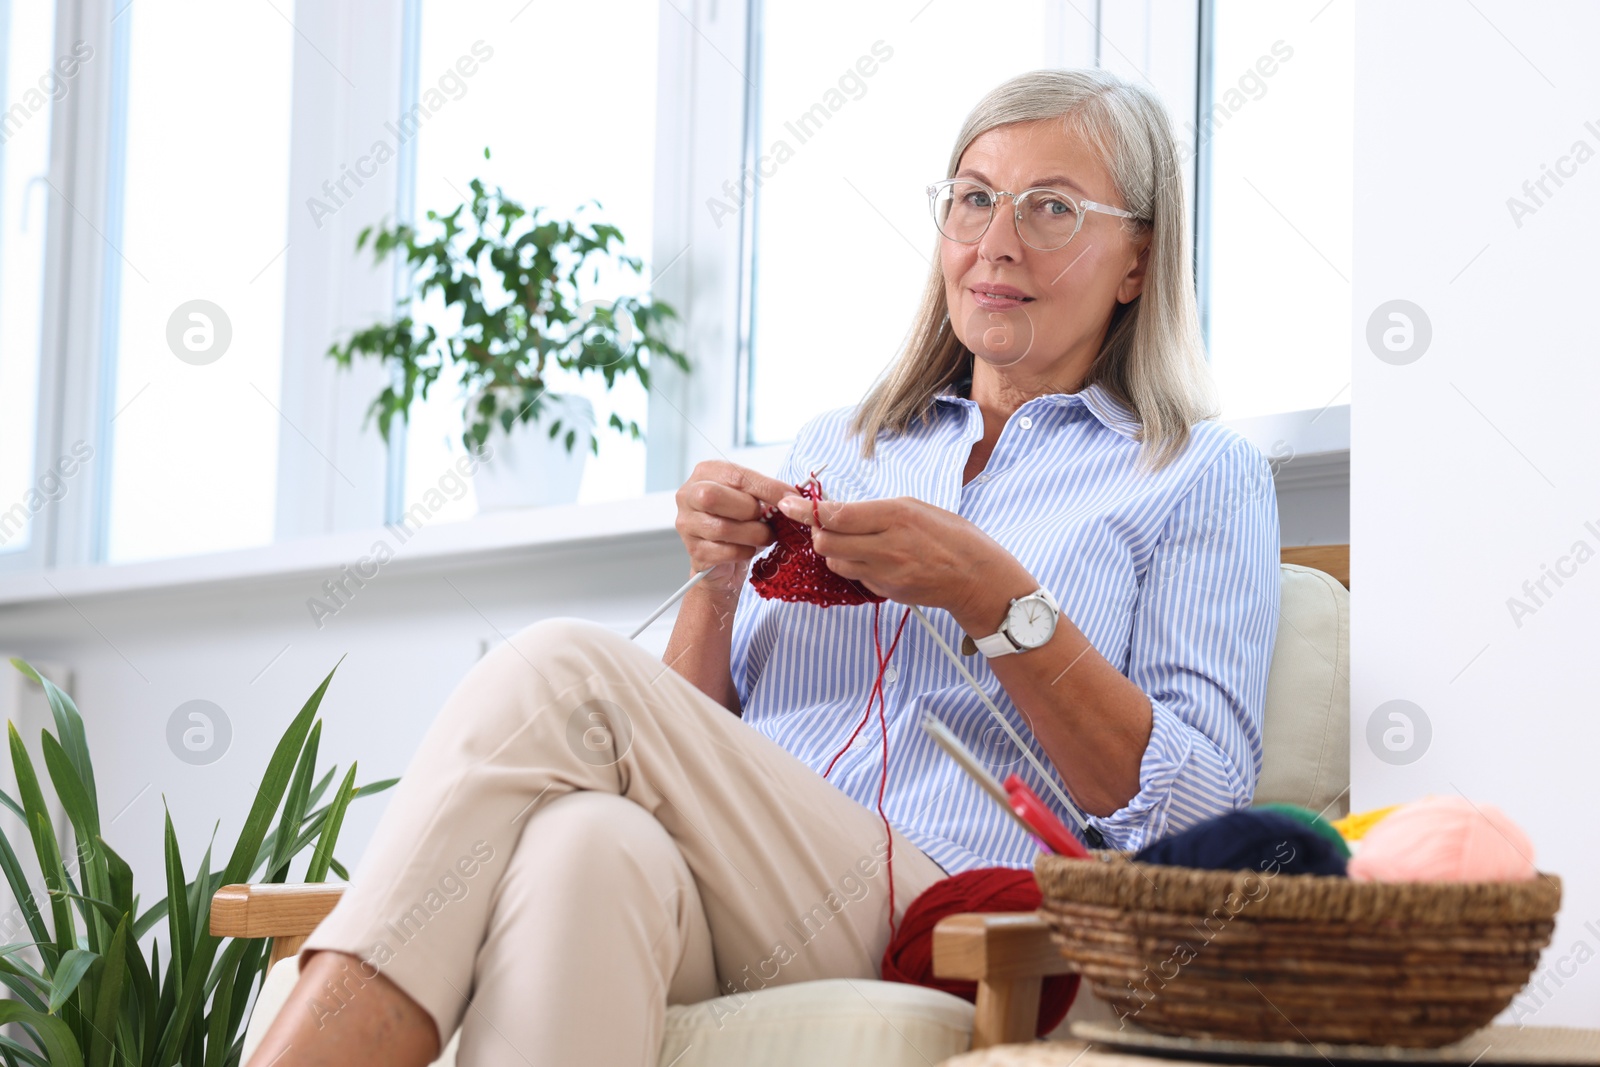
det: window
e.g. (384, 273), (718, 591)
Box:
(742, 1), (1083, 446)
(740, 0), (1352, 441)
(3, 0), (1343, 581)
(1199, 0), (1353, 419)
(96, 0), (292, 562)
(0, 0), (59, 556)
(398, 0), (662, 519)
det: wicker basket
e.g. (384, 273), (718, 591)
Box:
(1035, 851), (1562, 1048)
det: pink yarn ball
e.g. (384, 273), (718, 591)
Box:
(1347, 795), (1538, 882)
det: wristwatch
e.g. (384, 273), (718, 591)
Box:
(960, 586), (1061, 658)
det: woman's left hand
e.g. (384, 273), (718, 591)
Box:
(774, 493), (1036, 618)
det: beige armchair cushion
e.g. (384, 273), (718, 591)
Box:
(1253, 563), (1351, 818)
(242, 958), (975, 1066)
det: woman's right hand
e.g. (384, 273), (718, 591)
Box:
(674, 460), (799, 599)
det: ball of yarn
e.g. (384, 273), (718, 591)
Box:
(880, 867), (1078, 1037)
(1346, 795), (1538, 883)
(1134, 810), (1348, 876)
(1330, 803), (1402, 843)
(1252, 802), (1352, 859)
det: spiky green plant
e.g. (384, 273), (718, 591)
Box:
(0, 658), (395, 1066)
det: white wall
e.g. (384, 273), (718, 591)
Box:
(0, 532), (685, 947)
(1353, 1), (1600, 1028)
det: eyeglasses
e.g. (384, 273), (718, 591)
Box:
(926, 178), (1142, 252)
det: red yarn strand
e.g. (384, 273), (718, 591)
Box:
(745, 472), (1082, 1026)
(750, 473), (911, 942)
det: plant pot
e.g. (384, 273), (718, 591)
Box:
(472, 393), (594, 510)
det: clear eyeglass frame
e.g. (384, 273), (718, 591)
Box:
(925, 177), (1144, 252)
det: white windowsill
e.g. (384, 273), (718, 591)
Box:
(0, 491), (684, 609)
(0, 406), (1349, 610)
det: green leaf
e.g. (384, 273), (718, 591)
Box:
(162, 802), (191, 988)
(305, 763), (358, 882)
(86, 914), (127, 1067)
(0, 1001), (81, 1067)
(219, 660), (341, 890)
(131, 895), (167, 943)
(40, 732), (107, 943)
(47, 948), (97, 1013)
(268, 721), (322, 880)
(0, 785), (24, 821)
(201, 938), (249, 1067)
(0, 823), (53, 969)
(6, 725), (66, 917)
(223, 935), (268, 1053)
(187, 829), (216, 952)
(29, 810), (75, 959)
(0, 956), (49, 1011)
(48, 889), (125, 931)
(96, 837), (134, 922)
(0, 1032), (51, 1066)
(8, 661), (98, 828)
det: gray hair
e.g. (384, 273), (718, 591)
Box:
(848, 68), (1218, 472)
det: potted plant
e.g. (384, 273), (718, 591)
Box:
(0, 658), (394, 1066)
(327, 149), (690, 510)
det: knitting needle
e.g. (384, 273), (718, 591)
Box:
(629, 466), (825, 640)
(906, 603), (1093, 834)
(802, 473), (1090, 833)
(920, 712), (1044, 841)
(629, 567), (713, 640)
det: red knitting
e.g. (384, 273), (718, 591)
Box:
(749, 473), (885, 606)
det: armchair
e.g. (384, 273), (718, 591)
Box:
(214, 545), (1350, 1064)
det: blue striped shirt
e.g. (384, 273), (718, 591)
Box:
(729, 380), (1281, 873)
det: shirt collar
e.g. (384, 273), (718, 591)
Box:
(933, 378), (1141, 441)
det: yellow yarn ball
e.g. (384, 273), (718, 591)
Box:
(1330, 803), (1402, 842)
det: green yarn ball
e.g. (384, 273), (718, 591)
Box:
(1252, 802), (1353, 859)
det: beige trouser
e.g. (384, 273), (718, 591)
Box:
(299, 616), (948, 1066)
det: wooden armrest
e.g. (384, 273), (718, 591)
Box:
(210, 882), (347, 968)
(932, 911), (1075, 1051)
(1281, 544), (1350, 589)
(932, 912), (1076, 981)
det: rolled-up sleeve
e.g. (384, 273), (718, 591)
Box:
(1085, 437), (1282, 852)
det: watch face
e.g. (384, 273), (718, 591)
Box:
(1007, 596), (1057, 648)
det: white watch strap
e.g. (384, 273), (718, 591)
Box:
(972, 629), (1021, 658)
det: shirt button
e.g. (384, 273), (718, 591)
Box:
(883, 666), (899, 685)
(1019, 415), (1033, 429)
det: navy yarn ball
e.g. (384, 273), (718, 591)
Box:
(1134, 810), (1349, 876)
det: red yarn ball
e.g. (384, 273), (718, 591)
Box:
(880, 868), (1079, 1038)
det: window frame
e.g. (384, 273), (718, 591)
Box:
(0, 0), (95, 575)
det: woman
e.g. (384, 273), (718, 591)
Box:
(251, 67), (1279, 1066)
